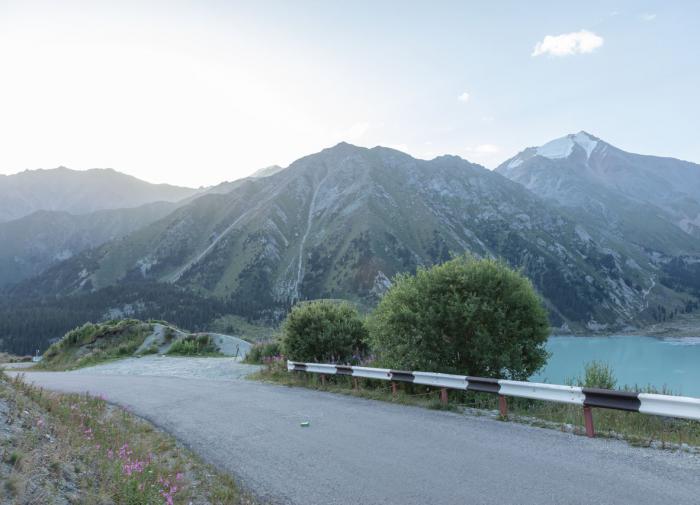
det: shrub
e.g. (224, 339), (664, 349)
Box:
(245, 341), (282, 364)
(282, 301), (367, 363)
(367, 256), (550, 379)
(167, 335), (220, 356)
(163, 327), (175, 342)
(579, 360), (617, 390)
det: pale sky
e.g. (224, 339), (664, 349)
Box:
(1, 1), (698, 187)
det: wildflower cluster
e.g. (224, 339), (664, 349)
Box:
(44, 389), (186, 504)
(158, 473), (184, 505)
(7, 373), (250, 504)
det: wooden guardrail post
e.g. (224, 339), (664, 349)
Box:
(583, 406), (595, 438)
(440, 388), (448, 405)
(320, 374), (326, 386)
(498, 395), (508, 418)
(391, 381), (397, 397)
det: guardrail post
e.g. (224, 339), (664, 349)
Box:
(583, 406), (595, 438)
(498, 395), (508, 418)
(353, 377), (359, 390)
(320, 374), (326, 386)
(391, 381), (397, 397)
(440, 388), (448, 405)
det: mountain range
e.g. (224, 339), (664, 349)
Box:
(0, 166), (198, 222)
(0, 202), (180, 287)
(2, 133), (699, 353)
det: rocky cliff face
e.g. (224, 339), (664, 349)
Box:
(497, 132), (700, 250)
(496, 132), (700, 328)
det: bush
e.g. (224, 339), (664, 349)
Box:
(578, 360), (617, 390)
(282, 301), (367, 363)
(167, 335), (220, 356)
(367, 256), (550, 379)
(245, 341), (282, 364)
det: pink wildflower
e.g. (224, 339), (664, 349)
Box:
(118, 443), (132, 459)
(122, 459), (147, 476)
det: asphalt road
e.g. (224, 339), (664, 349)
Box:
(14, 366), (700, 505)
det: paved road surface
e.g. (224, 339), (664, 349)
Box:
(13, 364), (700, 505)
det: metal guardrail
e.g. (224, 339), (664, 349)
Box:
(287, 361), (700, 437)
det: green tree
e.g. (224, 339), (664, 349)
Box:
(367, 256), (550, 379)
(282, 300), (367, 363)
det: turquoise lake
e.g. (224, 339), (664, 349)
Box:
(531, 336), (700, 398)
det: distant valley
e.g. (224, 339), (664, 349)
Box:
(2, 133), (699, 354)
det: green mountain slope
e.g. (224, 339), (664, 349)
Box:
(13, 142), (688, 333)
(0, 202), (180, 287)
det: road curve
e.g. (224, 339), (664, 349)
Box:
(15, 369), (700, 505)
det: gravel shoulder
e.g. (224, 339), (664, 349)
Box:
(67, 355), (261, 380)
(10, 358), (700, 505)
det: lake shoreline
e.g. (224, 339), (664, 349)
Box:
(554, 313), (700, 339)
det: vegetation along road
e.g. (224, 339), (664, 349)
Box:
(12, 360), (700, 505)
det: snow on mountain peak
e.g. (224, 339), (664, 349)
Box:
(536, 136), (574, 159)
(573, 131), (598, 159)
(535, 131), (598, 161)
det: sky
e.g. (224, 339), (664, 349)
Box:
(0, 1), (698, 187)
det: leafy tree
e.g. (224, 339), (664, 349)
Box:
(367, 256), (550, 379)
(282, 300), (367, 363)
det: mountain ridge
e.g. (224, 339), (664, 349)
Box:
(11, 141), (689, 331)
(3, 137), (700, 355)
(0, 166), (200, 222)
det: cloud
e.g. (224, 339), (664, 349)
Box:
(531, 30), (604, 57)
(457, 91), (470, 103)
(641, 13), (657, 21)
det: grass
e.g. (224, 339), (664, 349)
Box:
(243, 341), (281, 364)
(34, 320), (232, 371)
(253, 360), (700, 449)
(166, 335), (222, 357)
(0, 352), (32, 364)
(37, 319), (153, 371)
(0, 371), (257, 504)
